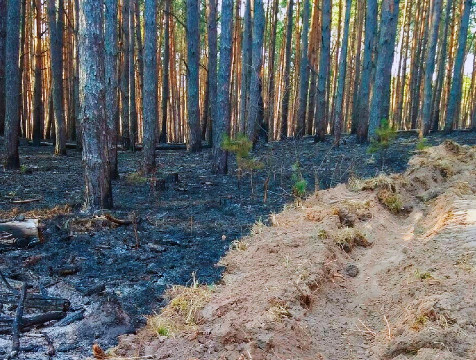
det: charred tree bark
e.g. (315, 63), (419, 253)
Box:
(246, 0), (265, 143)
(79, 0), (113, 210)
(186, 0), (202, 152)
(32, 0), (43, 146)
(207, 0), (218, 146)
(0, 0), (6, 135)
(47, 0), (66, 155)
(105, 0), (119, 179)
(4, 0), (22, 169)
(420, 0), (442, 136)
(266, 0), (279, 140)
(143, 0), (158, 173)
(159, 0), (170, 144)
(356, 0), (377, 143)
(121, 0), (130, 150)
(296, 0), (310, 138)
(129, 0), (137, 151)
(314, 0), (331, 142)
(280, 0), (294, 139)
(333, 0), (352, 146)
(368, 0), (400, 140)
(444, 0), (472, 133)
(212, 0), (234, 174)
(239, 0), (252, 134)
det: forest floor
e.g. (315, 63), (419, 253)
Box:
(0, 131), (475, 359)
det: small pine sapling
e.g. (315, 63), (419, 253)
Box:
(416, 137), (430, 151)
(368, 119), (397, 169)
(291, 161), (307, 204)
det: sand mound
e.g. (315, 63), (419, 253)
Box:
(108, 141), (476, 360)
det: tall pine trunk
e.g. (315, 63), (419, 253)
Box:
(246, 0), (265, 142)
(296, 0), (310, 138)
(314, 0), (332, 142)
(212, 0), (234, 174)
(159, 0), (170, 143)
(129, 0), (137, 151)
(444, 0), (472, 133)
(356, 0), (377, 143)
(121, 0), (130, 149)
(368, 0), (400, 139)
(79, 0), (113, 210)
(186, 0), (202, 152)
(207, 0), (217, 145)
(143, 0), (158, 173)
(0, 0), (6, 135)
(239, 0), (252, 134)
(333, 0), (352, 146)
(4, 0), (22, 169)
(266, 0), (279, 140)
(32, 0), (43, 146)
(47, 0), (66, 155)
(420, 0), (442, 136)
(279, 0), (294, 139)
(105, 0), (119, 178)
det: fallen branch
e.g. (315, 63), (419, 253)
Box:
(10, 198), (42, 204)
(11, 283), (27, 358)
(104, 214), (133, 226)
(0, 311), (66, 334)
(0, 291), (70, 312)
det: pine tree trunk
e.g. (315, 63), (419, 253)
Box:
(246, 0), (265, 142)
(78, 0), (113, 210)
(266, 0), (279, 140)
(134, 0), (144, 123)
(73, 0), (82, 149)
(296, 0), (310, 138)
(105, 0), (119, 178)
(356, 0), (377, 143)
(186, 0), (201, 152)
(0, 0), (6, 135)
(3, 0), (22, 169)
(333, 0), (352, 146)
(212, 0), (234, 174)
(207, 0), (217, 145)
(159, 0), (170, 143)
(280, 0), (294, 139)
(420, 0), (442, 136)
(368, 0), (400, 140)
(129, 0), (137, 151)
(143, 0), (158, 173)
(121, 0), (130, 149)
(444, 0), (472, 133)
(239, 0), (252, 134)
(47, 0), (66, 155)
(32, 0), (43, 146)
(314, 0), (332, 142)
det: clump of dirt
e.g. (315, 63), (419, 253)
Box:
(110, 141), (476, 360)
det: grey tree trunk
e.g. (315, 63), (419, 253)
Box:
(47, 0), (66, 155)
(333, 0), (352, 146)
(280, 0), (294, 139)
(142, 0), (158, 173)
(74, 0), (81, 149)
(207, 0), (217, 145)
(105, 0), (119, 178)
(0, 0), (6, 135)
(239, 0), (252, 134)
(134, 0), (144, 119)
(159, 0), (170, 143)
(420, 0), (442, 136)
(431, 0), (453, 131)
(129, 0), (137, 151)
(296, 0), (310, 138)
(314, 0), (332, 142)
(121, 0), (130, 149)
(78, 0), (113, 210)
(3, 0), (21, 169)
(368, 0), (400, 140)
(212, 0), (234, 174)
(246, 0), (265, 142)
(266, 0), (279, 140)
(356, 0), (378, 143)
(444, 0), (472, 133)
(32, 0), (43, 146)
(186, 0), (202, 152)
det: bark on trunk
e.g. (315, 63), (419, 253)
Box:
(296, 0), (310, 138)
(207, 0), (218, 146)
(143, 0), (158, 173)
(121, 0), (130, 149)
(3, 0), (22, 169)
(0, 0), (6, 135)
(129, 0), (137, 151)
(79, 0), (113, 210)
(32, 0), (43, 146)
(280, 0), (294, 139)
(159, 0), (170, 143)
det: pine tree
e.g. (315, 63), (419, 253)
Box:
(296, 0), (311, 138)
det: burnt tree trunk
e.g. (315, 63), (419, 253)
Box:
(296, 0), (310, 138)
(280, 0), (294, 139)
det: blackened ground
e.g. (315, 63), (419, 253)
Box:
(0, 131), (475, 359)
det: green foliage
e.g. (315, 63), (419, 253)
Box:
(125, 171), (148, 185)
(221, 134), (263, 173)
(368, 119), (397, 155)
(416, 137), (430, 151)
(291, 161), (307, 199)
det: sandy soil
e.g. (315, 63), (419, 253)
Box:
(111, 140), (476, 360)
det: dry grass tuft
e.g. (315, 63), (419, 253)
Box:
(0, 204), (72, 220)
(348, 173), (397, 193)
(332, 227), (370, 252)
(147, 281), (213, 337)
(377, 189), (404, 214)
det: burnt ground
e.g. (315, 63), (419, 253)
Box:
(0, 131), (475, 359)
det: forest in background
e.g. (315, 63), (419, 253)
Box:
(0, 0), (475, 210)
